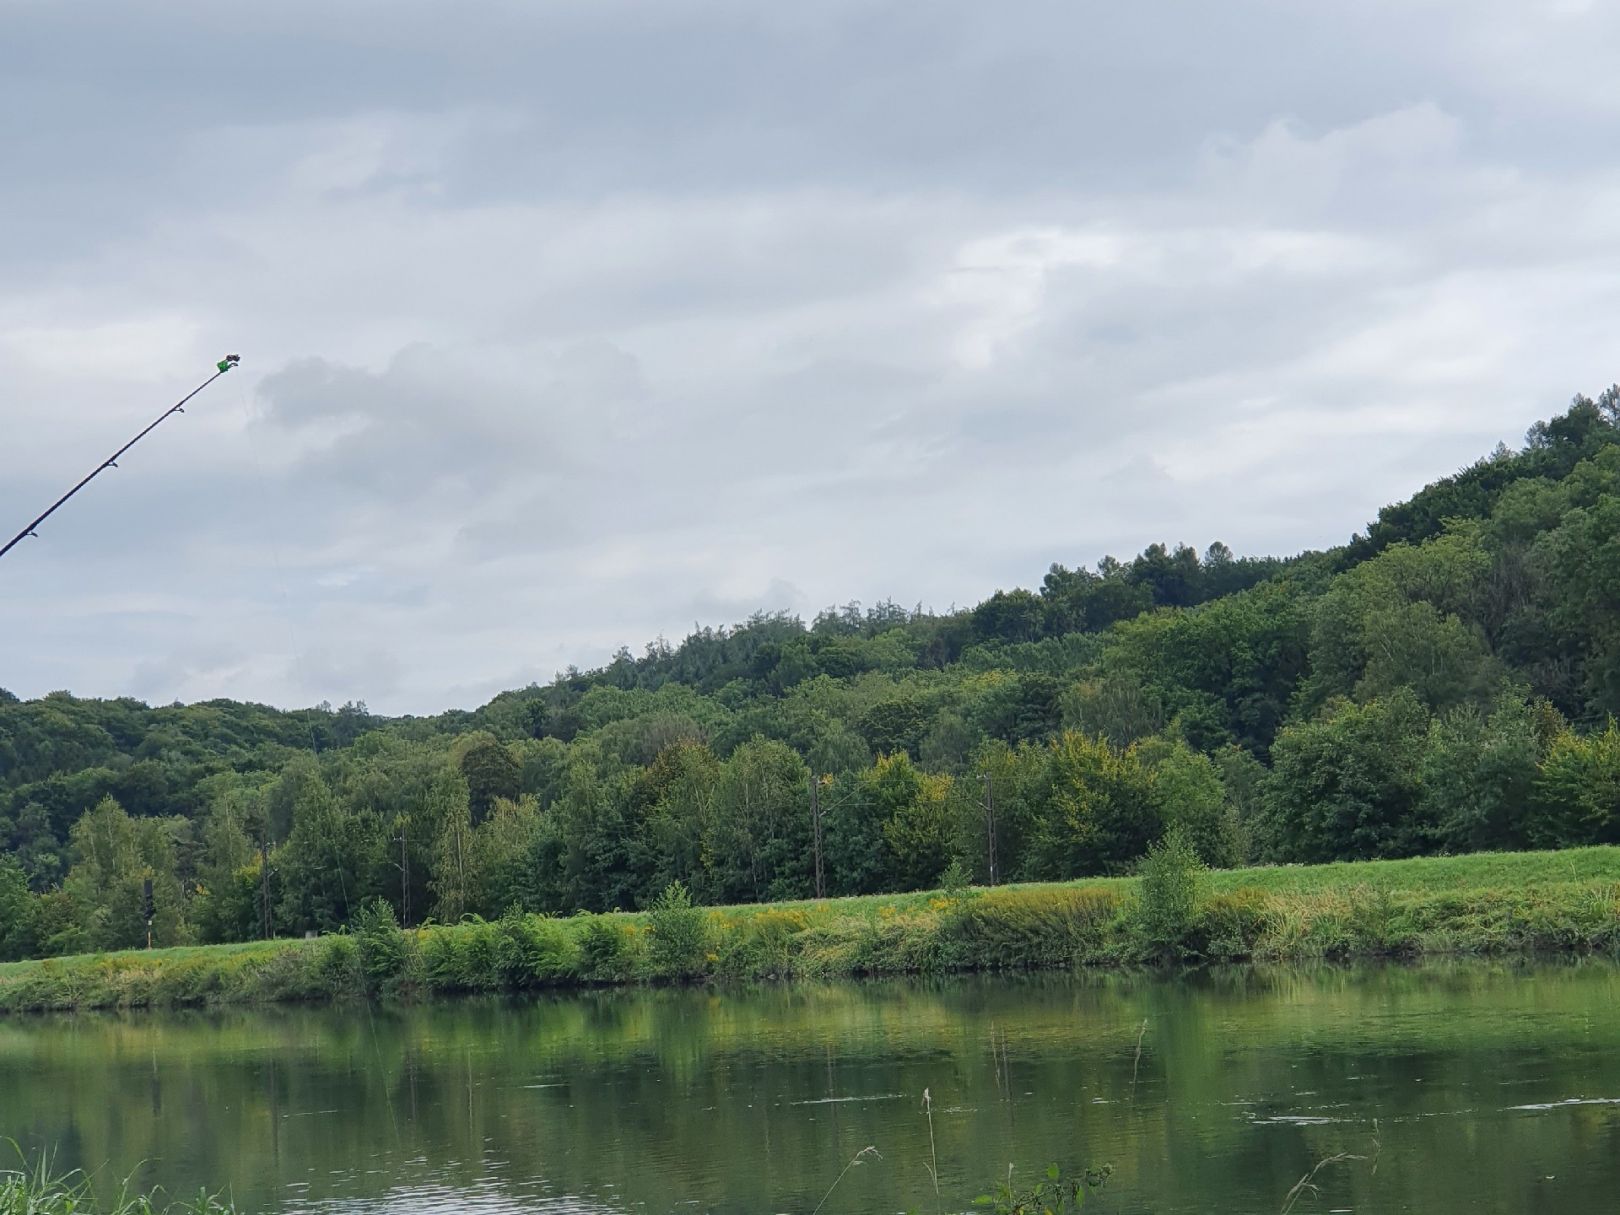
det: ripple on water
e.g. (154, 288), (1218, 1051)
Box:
(1505, 1097), (1620, 1112)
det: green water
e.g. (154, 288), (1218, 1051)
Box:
(2, 962), (1618, 1213)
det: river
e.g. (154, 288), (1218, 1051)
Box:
(2, 961), (1617, 1213)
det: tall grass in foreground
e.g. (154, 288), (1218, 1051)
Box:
(0, 1152), (234, 1214)
(4, 847), (1620, 1013)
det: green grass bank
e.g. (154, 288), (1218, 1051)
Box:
(4, 846), (1620, 1014)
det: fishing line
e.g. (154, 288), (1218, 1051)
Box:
(4, 353), (405, 1149)
(235, 372), (402, 1149)
(235, 368), (320, 738)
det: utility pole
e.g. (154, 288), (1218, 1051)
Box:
(259, 836), (273, 941)
(983, 771), (998, 886)
(810, 774), (825, 899)
(399, 825), (412, 926)
(143, 877), (155, 949)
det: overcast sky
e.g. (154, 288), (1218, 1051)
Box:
(2, 0), (1617, 715)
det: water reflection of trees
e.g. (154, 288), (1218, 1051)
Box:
(2, 963), (1619, 1212)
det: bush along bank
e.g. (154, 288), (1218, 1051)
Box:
(4, 844), (1620, 1013)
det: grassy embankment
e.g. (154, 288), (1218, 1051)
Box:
(4, 846), (1620, 1014)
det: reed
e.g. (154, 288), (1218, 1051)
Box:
(0, 1152), (234, 1214)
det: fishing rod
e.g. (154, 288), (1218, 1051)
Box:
(0, 355), (241, 562)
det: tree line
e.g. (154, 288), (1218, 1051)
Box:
(4, 387), (1620, 960)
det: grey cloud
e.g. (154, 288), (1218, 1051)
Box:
(2, 1), (1619, 713)
(287, 643), (405, 706)
(681, 578), (808, 628)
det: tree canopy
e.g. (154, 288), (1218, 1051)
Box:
(4, 388), (1620, 959)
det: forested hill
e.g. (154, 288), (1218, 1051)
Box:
(4, 387), (1620, 960)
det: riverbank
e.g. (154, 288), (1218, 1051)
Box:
(3, 846), (1619, 1013)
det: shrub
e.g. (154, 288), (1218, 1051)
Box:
(646, 882), (708, 980)
(418, 927), (464, 989)
(313, 933), (362, 996)
(975, 1162), (1112, 1213)
(792, 915), (868, 977)
(353, 900), (408, 993)
(1346, 884), (1413, 955)
(849, 905), (943, 974)
(151, 955), (227, 1005)
(417, 923), (498, 991)
(577, 916), (630, 980)
(940, 859), (974, 898)
(947, 886), (1123, 968)
(457, 920), (501, 989)
(717, 908), (808, 978)
(1199, 887), (1273, 959)
(233, 941), (323, 1002)
(1133, 828), (1204, 960)
(495, 909), (578, 986)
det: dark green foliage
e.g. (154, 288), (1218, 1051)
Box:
(62, 797), (187, 951)
(1024, 734), (1162, 879)
(418, 920), (504, 991)
(1421, 696), (1543, 852)
(625, 741), (716, 904)
(972, 1162), (1112, 1214)
(577, 916), (632, 980)
(457, 734), (521, 822)
(8, 390), (1620, 960)
(1103, 582), (1309, 753)
(856, 696), (930, 757)
(493, 909), (577, 985)
(865, 754), (954, 891)
(456, 921), (501, 989)
(0, 854), (37, 961)
(30, 890), (84, 957)
(417, 927), (463, 989)
(972, 589), (1045, 644)
(946, 886), (1123, 967)
(701, 738), (810, 904)
(1141, 739), (1241, 867)
(312, 933), (361, 996)
(713, 907), (809, 978)
(819, 772), (893, 896)
(273, 760), (387, 934)
(1256, 691), (1432, 863)
(1199, 888), (1273, 959)
(353, 899), (408, 992)
(645, 881), (708, 979)
(1530, 722), (1620, 847)
(1133, 828), (1204, 960)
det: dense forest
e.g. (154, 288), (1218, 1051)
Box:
(5, 388), (1620, 961)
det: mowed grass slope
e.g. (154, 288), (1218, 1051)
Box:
(4, 846), (1620, 1013)
(738, 845), (1620, 921)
